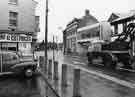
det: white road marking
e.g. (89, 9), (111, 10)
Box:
(71, 61), (135, 89)
(0, 72), (13, 75)
(118, 67), (135, 72)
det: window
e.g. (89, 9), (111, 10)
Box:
(9, 12), (18, 27)
(10, 12), (18, 18)
(9, 0), (18, 5)
(9, 20), (17, 26)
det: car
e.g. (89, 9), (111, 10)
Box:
(0, 51), (37, 77)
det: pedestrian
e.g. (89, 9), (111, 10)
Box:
(87, 44), (94, 65)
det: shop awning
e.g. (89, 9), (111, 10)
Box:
(111, 15), (135, 25)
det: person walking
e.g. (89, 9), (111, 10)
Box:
(87, 44), (94, 64)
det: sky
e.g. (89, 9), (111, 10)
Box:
(35, 0), (135, 42)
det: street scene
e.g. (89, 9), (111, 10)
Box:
(0, 0), (135, 97)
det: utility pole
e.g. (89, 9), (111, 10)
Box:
(56, 35), (58, 51)
(53, 35), (55, 61)
(44, 0), (48, 71)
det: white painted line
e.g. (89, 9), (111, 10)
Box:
(118, 67), (135, 72)
(0, 72), (13, 75)
(71, 61), (135, 89)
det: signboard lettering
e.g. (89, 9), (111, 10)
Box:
(7, 35), (11, 40)
(19, 36), (31, 42)
(0, 34), (32, 42)
(11, 35), (18, 41)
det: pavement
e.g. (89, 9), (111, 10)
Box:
(35, 50), (135, 97)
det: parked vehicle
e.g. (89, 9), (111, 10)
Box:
(0, 51), (37, 77)
(87, 23), (135, 70)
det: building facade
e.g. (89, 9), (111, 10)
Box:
(63, 10), (112, 55)
(63, 29), (67, 53)
(0, 0), (38, 56)
(65, 18), (80, 53)
(64, 10), (99, 54)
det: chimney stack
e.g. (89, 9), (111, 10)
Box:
(85, 9), (90, 16)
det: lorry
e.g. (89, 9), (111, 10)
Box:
(87, 22), (135, 70)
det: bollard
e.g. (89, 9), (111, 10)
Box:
(44, 59), (48, 74)
(48, 59), (52, 78)
(37, 56), (40, 69)
(61, 64), (67, 86)
(53, 61), (59, 80)
(39, 56), (48, 74)
(73, 68), (81, 97)
(39, 56), (44, 71)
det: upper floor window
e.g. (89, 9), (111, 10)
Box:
(9, 0), (18, 5)
(9, 11), (18, 27)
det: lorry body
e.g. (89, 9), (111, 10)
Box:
(87, 23), (135, 70)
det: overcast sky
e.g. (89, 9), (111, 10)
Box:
(35, 0), (135, 42)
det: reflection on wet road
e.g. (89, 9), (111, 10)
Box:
(0, 74), (43, 97)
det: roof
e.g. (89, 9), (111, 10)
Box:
(66, 18), (80, 27)
(108, 13), (119, 22)
(110, 10), (135, 24)
(78, 14), (99, 28)
(32, 0), (38, 4)
(66, 11), (99, 28)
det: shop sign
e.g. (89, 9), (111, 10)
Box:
(0, 34), (32, 42)
(0, 34), (6, 41)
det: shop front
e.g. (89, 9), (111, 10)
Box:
(0, 33), (32, 56)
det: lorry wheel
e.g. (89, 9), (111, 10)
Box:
(25, 69), (33, 77)
(91, 55), (103, 65)
(103, 54), (112, 67)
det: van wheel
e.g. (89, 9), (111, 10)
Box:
(25, 69), (33, 77)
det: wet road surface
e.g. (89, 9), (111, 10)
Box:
(0, 74), (41, 97)
(35, 50), (135, 97)
(0, 73), (59, 97)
